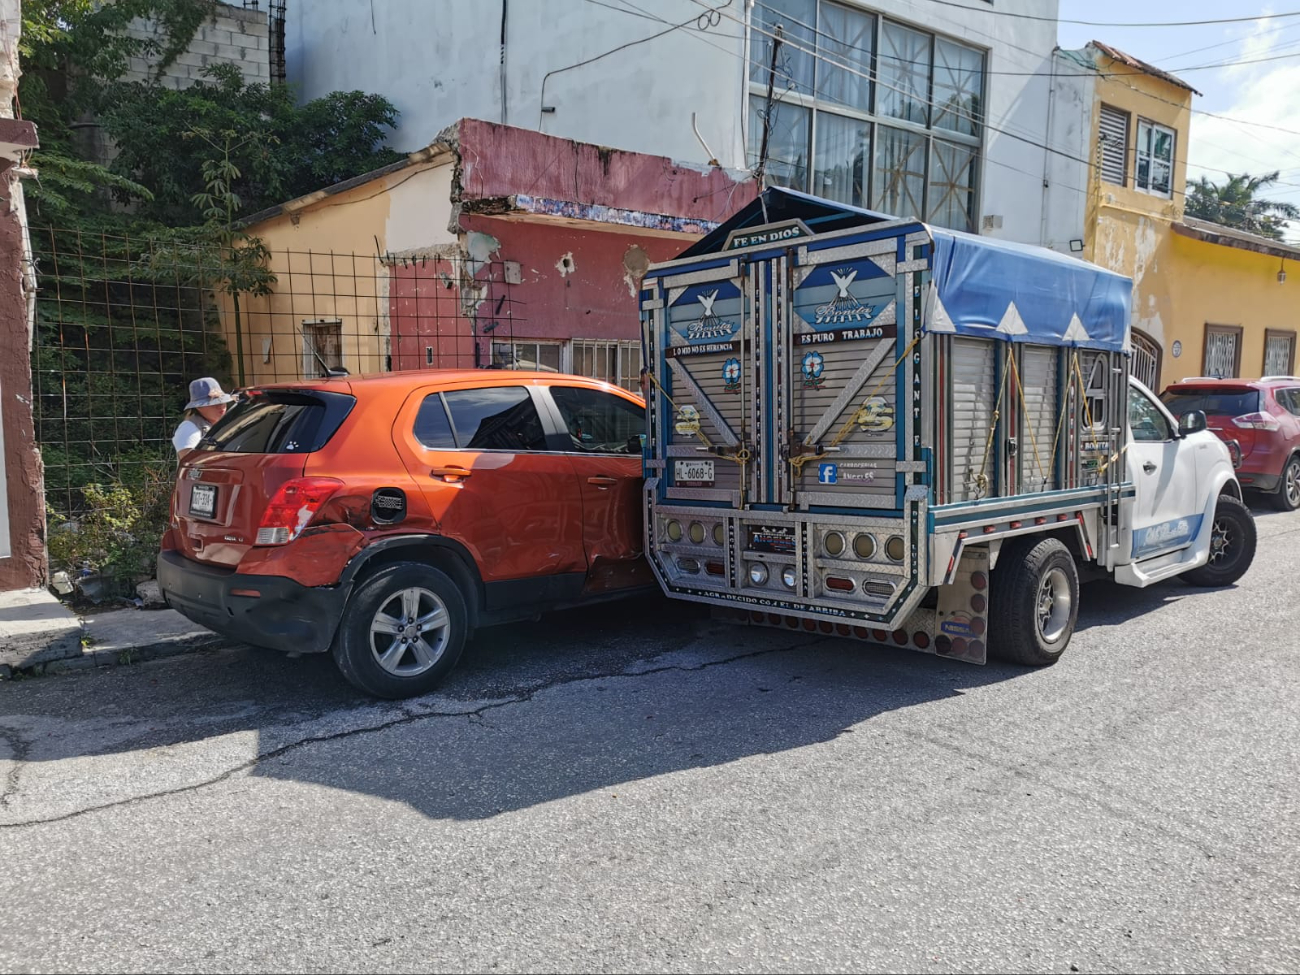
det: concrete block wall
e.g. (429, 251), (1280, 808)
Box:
(120, 3), (270, 90)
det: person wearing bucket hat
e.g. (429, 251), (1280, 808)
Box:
(172, 377), (238, 460)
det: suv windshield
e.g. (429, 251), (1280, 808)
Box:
(203, 389), (356, 454)
(1160, 388), (1260, 417)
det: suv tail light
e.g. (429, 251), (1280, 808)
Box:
(255, 477), (343, 545)
(1232, 412), (1280, 431)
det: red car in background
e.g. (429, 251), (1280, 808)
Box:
(1160, 377), (1300, 510)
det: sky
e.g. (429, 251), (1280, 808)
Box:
(1057, 0), (1300, 245)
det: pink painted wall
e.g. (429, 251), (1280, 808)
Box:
(389, 258), (475, 371)
(455, 119), (757, 224)
(462, 215), (686, 345)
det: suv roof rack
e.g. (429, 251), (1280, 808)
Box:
(1260, 375), (1300, 383)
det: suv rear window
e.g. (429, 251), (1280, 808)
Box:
(203, 389), (356, 454)
(1159, 388), (1260, 417)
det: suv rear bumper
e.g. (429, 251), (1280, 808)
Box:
(1237, 472), (1281, 492)
(157, 549), (347, 654)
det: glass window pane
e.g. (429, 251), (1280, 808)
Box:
(749, 0), (815, 96)
(872, 125), (926, 219)
(1151, 161), (1171, 196)
(1153, 127), (1173, 162)
(817, 2), (872, 111)
(1128, 389), (1173, 442)
(813, 112), (870, 206)
(878, 21), (930, 126)
(934, 38), (983, 135)
(749, 96), (811, 190)
(549, 386), (645, 455)
(443, 386), (549, 451)
(927, 140), (977, 231)
(413, 393), (457, 449)
(537, 343), (561, 371)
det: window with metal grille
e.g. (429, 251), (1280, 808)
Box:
(1264, 329), (1296, 376)
(1203, 324), (1243, 378)
(302, 319), (343, 378)
(572, 339), (642, 392)
(1130, 329), (1161, 390)
(1098, 104), (1130, 186)
(491, 341), (562, 373)
(747, 1), (985, 232)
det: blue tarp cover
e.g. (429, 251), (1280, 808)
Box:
(672, 188), (1133, 354)
(928, 227), (1132, 353)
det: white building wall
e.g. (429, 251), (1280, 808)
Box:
(288, 0), (1073, 247)
(1041, 49), (1093, 255)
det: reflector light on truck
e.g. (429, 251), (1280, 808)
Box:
(255, 477), (343, 545)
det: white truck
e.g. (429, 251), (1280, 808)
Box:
(638, 189), (1255, 665)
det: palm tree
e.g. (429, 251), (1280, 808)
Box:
(1185, 171), (1300, 241)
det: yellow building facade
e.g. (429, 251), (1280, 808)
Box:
(1072, 43), (1298, 388)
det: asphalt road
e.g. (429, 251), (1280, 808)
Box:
(2, 505), (1298, 974)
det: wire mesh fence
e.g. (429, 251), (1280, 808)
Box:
(28, 228), (539, 589)
(29, 230), (533, 511)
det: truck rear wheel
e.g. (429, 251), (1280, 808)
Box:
(989, 537), (1079, 667)
(1182, 495), (1256, 587)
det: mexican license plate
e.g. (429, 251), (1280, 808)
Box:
(675, 459), (715, 483)
(189, 483), (217, 518)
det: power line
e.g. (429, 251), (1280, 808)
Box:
(1155, 17), (1300, 64)
(728, 6), (1300, 195)
(576, 0), (1300, 231)
(746, 0), (1300, 146)
(920, 1), (1300, 28)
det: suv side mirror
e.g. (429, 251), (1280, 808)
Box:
(1179, 410), (1207, 435)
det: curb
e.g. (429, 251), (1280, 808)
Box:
(39, 631), (228, 675)
(3, 607), (228, 680)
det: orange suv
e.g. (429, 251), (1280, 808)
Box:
(158, 371), (651, 697)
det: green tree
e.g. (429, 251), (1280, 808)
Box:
(184, 127), (277, 386)
(1185, 171), (1300, 241)
(100, 64), (403, 224)
(19, 0), (217, 224)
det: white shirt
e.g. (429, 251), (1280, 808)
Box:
(172, 418), (210, 455)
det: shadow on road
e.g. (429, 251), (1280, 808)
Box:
(4, 503), (1292, 823)
(1, 591), (1035, 822)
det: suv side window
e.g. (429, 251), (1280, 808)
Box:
(413, 393), (457, 449)
(443, 386), (549, 451)
(1278, 388), (1300, 417)
(549, 385), (645, 455)
(1129, 386), (1174, 442)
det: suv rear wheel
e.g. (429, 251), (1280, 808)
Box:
(333, 562), (469, 699)
(1272, 455), (1300, 511)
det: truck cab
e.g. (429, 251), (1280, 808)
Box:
(639, 189), (1254, 666)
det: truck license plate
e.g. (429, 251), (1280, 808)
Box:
(189, 483), (217, 518)
(675, 459), (715, 483)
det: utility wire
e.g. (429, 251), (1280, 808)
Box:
(724, 5), (1300, 194)
(744, 0), (1300, 149)
(919, 1), (1300, 28)
(572, 0), (1300, 224)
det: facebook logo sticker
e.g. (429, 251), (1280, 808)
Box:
(818, 463), (838, 485)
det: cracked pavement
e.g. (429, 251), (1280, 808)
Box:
(2, 509), (1299, 973)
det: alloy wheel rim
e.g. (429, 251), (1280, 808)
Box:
(1287, 461), (1300, 507)
(369, 587), (450, 677)
(1208, 518), (1233, 566)
(1037, 567), (1072, 643)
